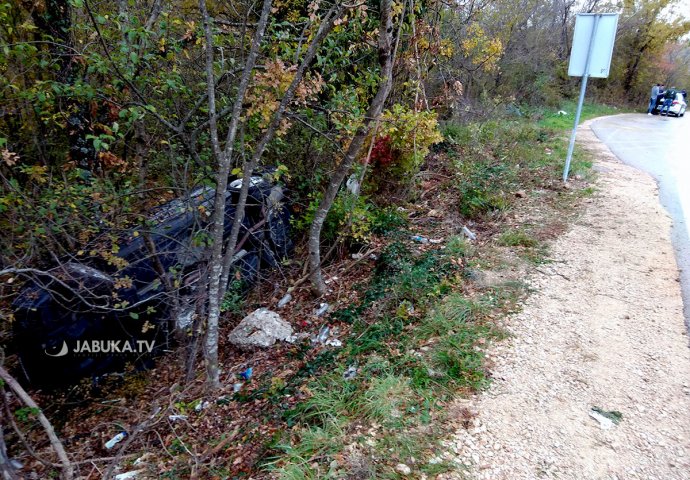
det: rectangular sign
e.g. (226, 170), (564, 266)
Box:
(568, 13), (619, 78)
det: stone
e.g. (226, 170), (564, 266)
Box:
(395, 463), (412, 476)
(228, 308), (294, 350)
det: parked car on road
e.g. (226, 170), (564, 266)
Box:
(652, 91), (687, 117)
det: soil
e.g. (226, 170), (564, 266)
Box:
(439, 120), (690, 479)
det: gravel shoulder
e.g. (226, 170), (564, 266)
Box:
(443, 120), (690, 479)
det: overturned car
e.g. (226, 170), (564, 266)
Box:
(12, 176), (291, 387)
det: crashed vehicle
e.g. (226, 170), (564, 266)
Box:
(12, 175), (291, 387)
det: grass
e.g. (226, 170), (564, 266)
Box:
(265, 236), (508, 478)
(265, 108), (600, 478)
(537, 101), (628, 130)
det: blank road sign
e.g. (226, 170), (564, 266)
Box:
(568, 13), (619, 78)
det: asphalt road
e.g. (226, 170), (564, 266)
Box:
(590, 113), (690, 326)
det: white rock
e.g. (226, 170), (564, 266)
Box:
(395, 463), (412, 475)
(228, 308), (294, 350)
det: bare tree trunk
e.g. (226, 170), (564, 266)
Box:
(201, 0), (345, 387)
(217, 4), (345, 292)
(0, 366), (73, 480)
(199, 0), (273, 387)
(308, 0), (398, 296)
(0, 415), (18, 480)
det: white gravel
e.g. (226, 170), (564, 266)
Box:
(440, 121), (690, 480)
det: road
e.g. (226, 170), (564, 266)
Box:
(591, 113), (690, 327)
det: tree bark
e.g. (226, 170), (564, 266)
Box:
(199, 0), (273, 387)
(0, 366), (73, 480)
(308, 0), (398, 296)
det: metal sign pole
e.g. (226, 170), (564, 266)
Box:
(563, 14), (601, 183)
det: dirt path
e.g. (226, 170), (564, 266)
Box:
(442, 120), (690, 479)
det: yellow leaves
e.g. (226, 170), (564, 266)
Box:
(392, 1), (405, 17)
(439, 39), (454, 58)
(22, 165), (48, 184)
(377, 105), (443, 172)
(245, 60), (324, 136)
(113, 276), (133, 290)
(460, 23), (503, 73)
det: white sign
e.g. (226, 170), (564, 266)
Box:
(568, 13), (619, 78)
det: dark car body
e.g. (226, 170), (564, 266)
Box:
(12, 176), (291, 386)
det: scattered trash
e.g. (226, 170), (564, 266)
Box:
(239, 367), (253, 381)
(429, 238), (443, 244)
(346, 173), (360, 196)
(168, 415), (188, 422)
(9, 459), (22, 470)
(351, 253), (364, 260)
(410, 235), (429, 244)
(326, 339), (342, 348)
(397, 300), (415, 318)
(133, 453), (153, 466)
(314, 303), (329, 317)
(313, 325), (331, 344)
(194, 401), (210, 412)
(588, 410), (613, 429)
(232, 383), (243, 393)
(228, 308), (294, 350)
(343, 365), (358, 380)
(105, 431), (127, 449)
(588, 406), (622, 430)
(277, 293), (292, 309)
(557, 110), (568, 116)
(462, 226), (477, 241)
(591, 406), (623, 425)
(114, 471), (144, 480)
(395, 463), (412, 476)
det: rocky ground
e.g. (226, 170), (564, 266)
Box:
(439, 120), (690, 480)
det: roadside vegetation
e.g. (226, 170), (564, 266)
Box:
(1, 0), (688, 477)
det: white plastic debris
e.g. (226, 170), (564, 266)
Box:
(194, 401), (210, 412)
(395, 463), (412, 475)
(313, 325), (330, 344)
(343, 365), (358, 380)
(462, 226), (477, 241)
(168, 415), (188, 422)
(105, 432), (127, 449)
(314, 303), (329, 317)
(233, 383), (243, 393)
(557, 110), (568, 116)
(277, 293), (292, 309)
(588, 410), (614, 430)
(346, 174), (360, 195)
(114, 470), (144, 480)
(326, 339), (342, 348)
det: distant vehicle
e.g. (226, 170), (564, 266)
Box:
(652, 91), (687, 117)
